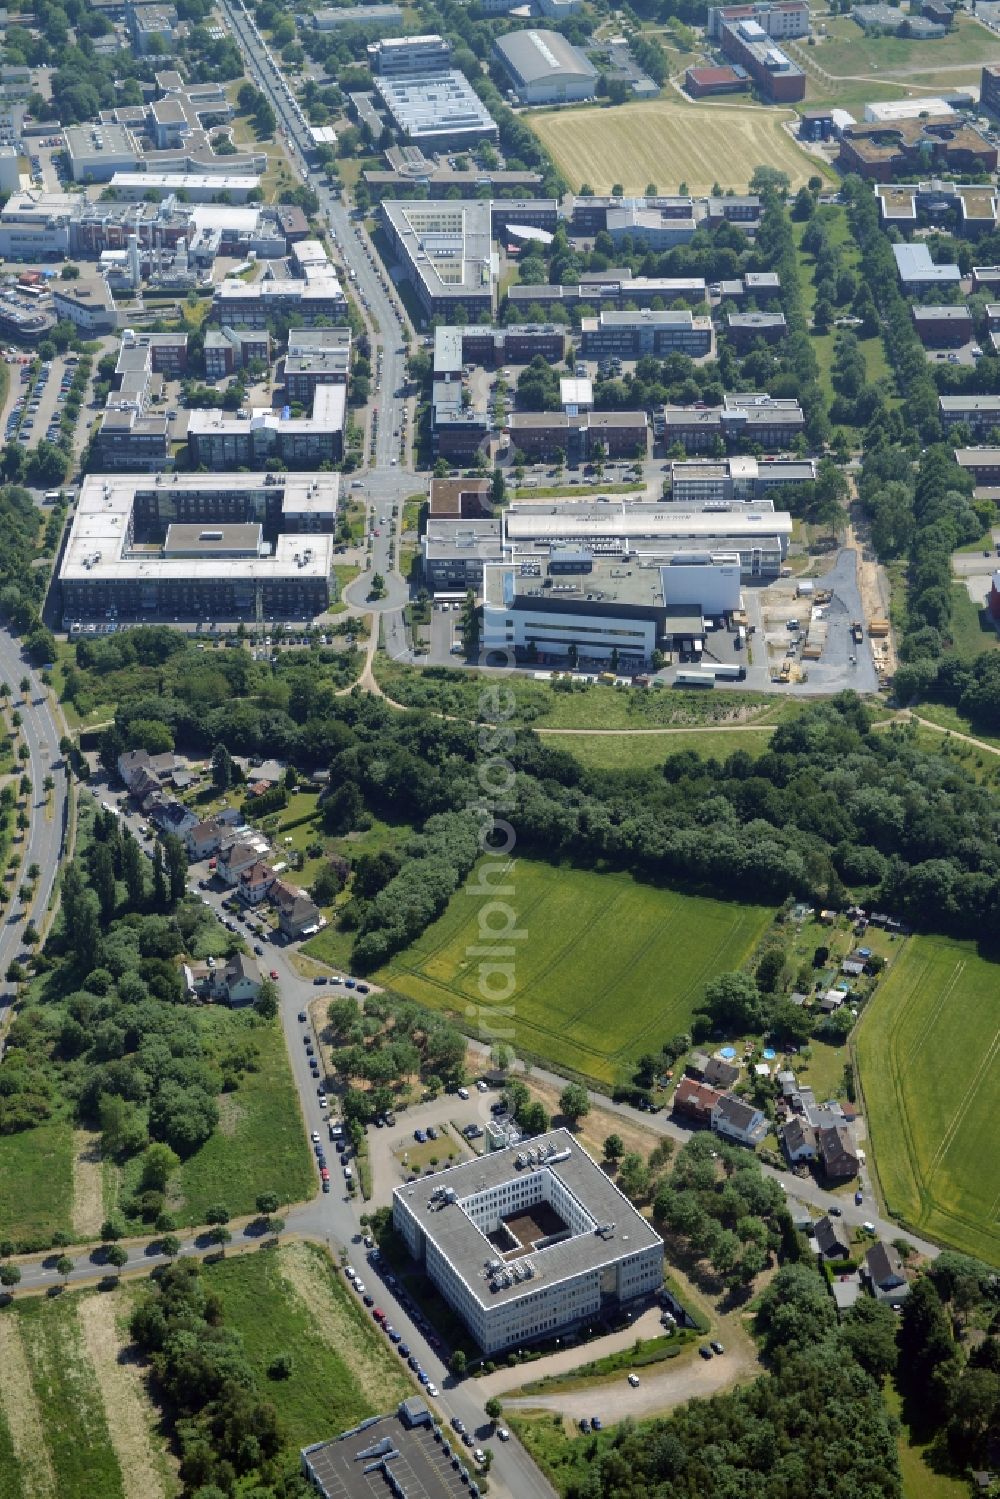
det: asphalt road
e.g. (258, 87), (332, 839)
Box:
(68, 777), (552, 1499)
(0, 642), (67, 1035)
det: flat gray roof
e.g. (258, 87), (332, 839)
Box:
(162, 522), (262, 555)
(303, 1407), (468, 1499)
(375, 70), (496, 142)
(396, 1129), (660, 1308)
(382, 198), (495, 305)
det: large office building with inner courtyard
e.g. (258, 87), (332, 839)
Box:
(393, 1129), (663, 1354)
(59, 472), (337, 623)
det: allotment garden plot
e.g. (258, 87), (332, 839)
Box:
(377, 860), (773, 1086)
(856, 934), (1000, 1264)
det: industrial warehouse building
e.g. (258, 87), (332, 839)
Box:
(60, 473), (337, 624)
(422, 496), (792, 591)
(482, 551), (743, 667)
(393, 1131), (662, 1354)
(493, 30), (598, 104)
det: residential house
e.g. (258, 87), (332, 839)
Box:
(782, 1116), (817, 1162)
(831, 1271), (863, 1314)
(118, 747), (175, 788)
(704, 1056), (741, 1089)
(128, 767), (162, 806)
(841, 957), (866, 978)
(671, 1076), (723, 1126)
(217, 839), (262, 885)
(271, 880), (321, 939)
(864, 1242), (909, 1304)
(776, 1069), (798, 1098)
(186, 818), (225, 861)
(685, 1050), (710, 1079)
(218, 952), (261, 1008)
(814, 1213), (852, 1260)
(711, 1093), (768, 1147)
(238, 860), (277, 905)
(818, 1123), (859, 1179)
(148, 799), (197, 837)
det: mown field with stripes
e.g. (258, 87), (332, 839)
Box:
(377, 859), (773, 1086)
(855, 934), (1000, 1263)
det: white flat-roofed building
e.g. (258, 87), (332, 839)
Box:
(394, 1130), (662, 1354)
(504, 501), (790, 575)
(60, 472), (336, 622)
(493, 30), (598, 104)
(374, 70), (498, 146)
(212, 272), (346, 327)
(284, 326), (351, 400)
(312, 2), (402, 25)
(865, 97), (955, 122)
(368, 34), (452, 75)
(187, 384), (345, 468)
(381, 198), (496, 317)
(108, 172), (261, 202)
(671, 455), (815, 504)
(65, 123), (142, 182)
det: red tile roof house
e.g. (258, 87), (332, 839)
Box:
(671, 1077), (723, 1127)
(238, 860), (277, 906)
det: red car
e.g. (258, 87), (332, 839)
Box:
(270, 969), (279, 980)
(320, 1167), (330, 1181)
(372, 1308), (385, 1322)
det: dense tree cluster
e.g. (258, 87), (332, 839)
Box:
(329, 992), (467, 1116)
(567, 1261), (901, 1497)
(0, 484), (55, 664)
(130, 1259), (300, 1496)
(0, 812), (264, 1243)
(82, 658), (1000, 949)
(653, 1134), (796, 1288)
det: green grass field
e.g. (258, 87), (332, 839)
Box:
(0, 1245), (410, 1499)
(201, 1242), (411, 1446)
(3, 1294), (126, 1499)
(375, 859), (774, 1086)
(855, 934), (1000, 1264)
(529, 97), (828, 196)
(946, 583), (1000, 665)
(550, 727), (775, 772)
(170, 1011), (315, 1226)
(813, 12), (999, 81)
(0, 1121), (74, 1247)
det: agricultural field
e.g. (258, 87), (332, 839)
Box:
(376, 859), (774, 1086)
(0, 1243), (411, 1499)
(855, 934), (1000, 1263)
(529, 98), (827, 196)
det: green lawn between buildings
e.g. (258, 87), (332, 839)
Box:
(374, 858), (774, 1088)
(855, 933), (1000, 1264)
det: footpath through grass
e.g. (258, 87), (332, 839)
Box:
(376, 858), (774, 1087)
(855, 933), (1000, 1263)
(374, 658), (781, 732)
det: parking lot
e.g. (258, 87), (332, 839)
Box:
(3, 352), (81, 452)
